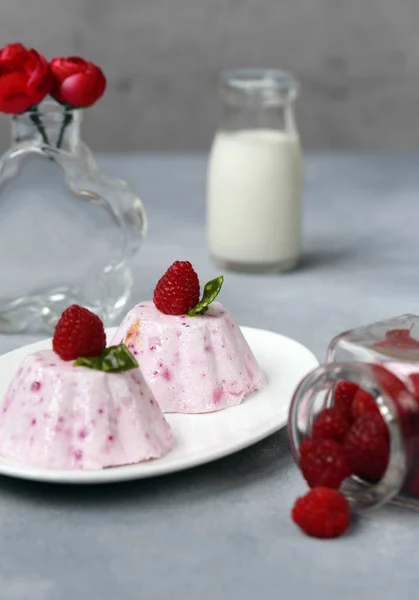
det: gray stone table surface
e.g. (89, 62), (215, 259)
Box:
(0, 153), (418, 599)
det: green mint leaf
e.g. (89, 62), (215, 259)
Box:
(74, 344), (139, 373)
(74, 355), (103, 371)
(187, 275), (224, 316)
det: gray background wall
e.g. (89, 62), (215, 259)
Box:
(1, 0), (418, 152)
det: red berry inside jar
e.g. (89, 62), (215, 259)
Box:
(289, 316), (419, 517)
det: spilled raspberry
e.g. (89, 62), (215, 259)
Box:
(334, 381), (358, 423)
(298, 436), (316, 458)
(291, 487), (351, 538)
(299, 438), (351, 489)
(351, 389), (380, 420)
(312, 407), (350, 443)
(344, 412), (389, 482)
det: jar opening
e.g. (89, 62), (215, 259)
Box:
(220, 69), (298, 106)
(288, 362), (408, 512)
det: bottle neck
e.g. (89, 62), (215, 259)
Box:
(11, 105), (82, 153)
(218, 68), (299, 135)
(218, 101), (298, 135)
(289, 362), (413, 511)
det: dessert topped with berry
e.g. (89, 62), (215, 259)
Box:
(0, 305), (172, 470)
(111, 261), (267, 413)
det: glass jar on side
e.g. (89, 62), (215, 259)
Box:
(288, 314), (419, 511)
(207, 69), (302, 274)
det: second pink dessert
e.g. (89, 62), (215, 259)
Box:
(111, 300), (267, 413)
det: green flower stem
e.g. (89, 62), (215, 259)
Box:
(28, 105), (49, 145)
(56, 108), (73, 149)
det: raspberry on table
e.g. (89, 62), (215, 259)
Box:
(333, 381), (359, 423)
(344, 412), (389, 482)
(291, 487), (351, 538)
(312, 407), (350, 443)
(351, 389), (380, 420)
(299, 438), (352, 489)
(153, 261), (200, 315)
(53, 304), (106, 361)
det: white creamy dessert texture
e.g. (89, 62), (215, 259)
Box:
(111, 300), (267, 413)
(0, 349), (173, 470)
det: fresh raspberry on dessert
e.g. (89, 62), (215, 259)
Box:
(334, 381), (359, 423)
(312, 407), (350, 443)
(153, 261), (200, 315)
(344, 412), (389, 482)
(291, 487), (351, 538)
(53, 305), (106, 361)
(299, 438), (351, 489)
(351, 389), (379, 420)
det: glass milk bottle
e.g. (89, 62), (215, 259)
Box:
(207, 69), (302, 273)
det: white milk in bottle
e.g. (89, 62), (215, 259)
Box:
(207, 70), (302, 273)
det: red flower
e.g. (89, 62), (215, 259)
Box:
(50, 57), (106, 107)
(0, 43), (52, 114)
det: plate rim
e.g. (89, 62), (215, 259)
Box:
(0, 326), (318, 484)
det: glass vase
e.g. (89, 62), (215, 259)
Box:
(0, 101), (146, 334)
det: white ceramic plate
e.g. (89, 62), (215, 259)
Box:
(0, 327), (318, 484)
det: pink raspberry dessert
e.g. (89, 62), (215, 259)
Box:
(111, 300), (267, 413)
(0, 349), (173, 470)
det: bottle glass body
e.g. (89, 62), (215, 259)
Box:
(207, 69), (302, 274)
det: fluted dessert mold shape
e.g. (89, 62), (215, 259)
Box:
(112, 301), (267, 413)
(0, 350), (172, 470)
